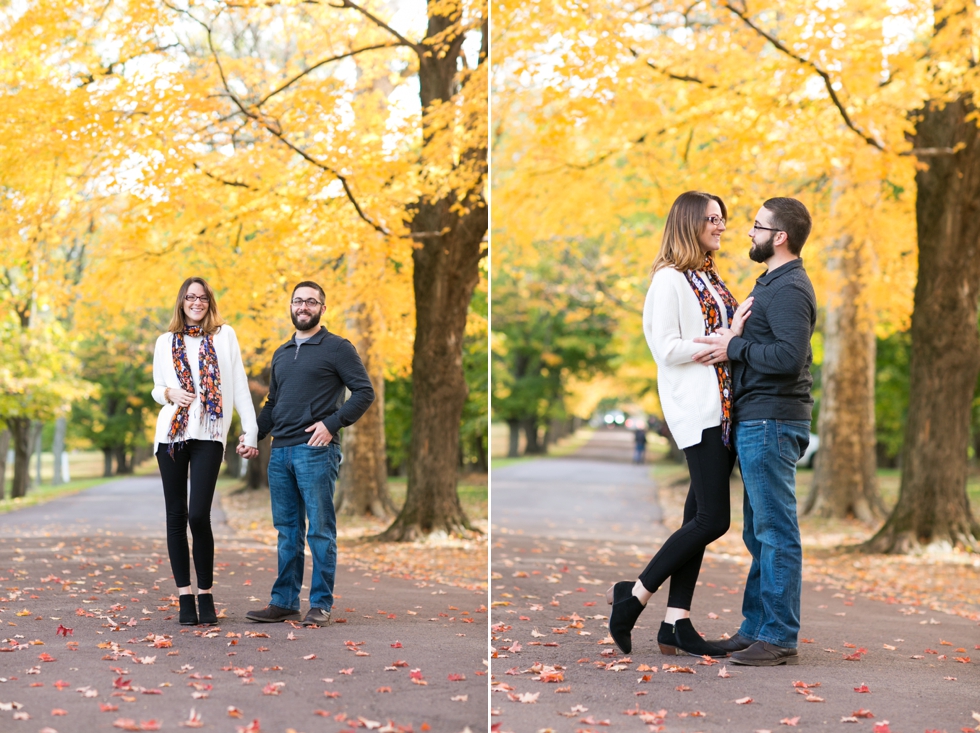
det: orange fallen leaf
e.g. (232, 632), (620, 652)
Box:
(735, 696), (753, 704)
(780, 716), (801, 726)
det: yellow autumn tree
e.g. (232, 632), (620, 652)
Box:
(494, 0), (979, 549)
(1, 0), (487, 538)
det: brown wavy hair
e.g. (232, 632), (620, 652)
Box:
(167, 277), (225, 335)
(651, 191), (727, 275)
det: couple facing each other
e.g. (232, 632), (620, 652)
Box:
(608, 191), (817, 667)
(151, 277), (375, 627)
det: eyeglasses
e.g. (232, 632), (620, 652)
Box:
(184, 294), (210, 304)
(751, 222), (782, 232)
(291, 298), (323, 308)
(705, 216), (726, 226)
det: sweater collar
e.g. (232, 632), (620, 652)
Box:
(286, 326), (327, 347)
(757, 258), (803, 286)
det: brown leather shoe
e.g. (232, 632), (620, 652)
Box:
(245, 604), (301, 623)
(730, 640), (799, 666)
(709, 631), (756, 653)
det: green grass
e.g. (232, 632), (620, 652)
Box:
(382, 475), (487, 520)
(0, 475), (123, 515)
(490, 456), (534, 470)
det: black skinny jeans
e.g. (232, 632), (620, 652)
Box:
(638, 425), (737, 609)
(156, 440), (224, 590)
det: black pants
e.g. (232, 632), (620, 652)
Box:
(157, 440), (224, 589)
(638, 426), (737, 609)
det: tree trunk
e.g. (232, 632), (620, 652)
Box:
(805, 235), (882, 522)
(9, 417), (32, 499)
(474, 432), (488, 473)
(336, 312), (395, 519)
(378, 10), (487, 541)
(114, 445), (132, 475)
(507, 419), (521, 458)
(522, 418), (544, 454)
(33, 422), (42, 488)
(224, 414), (242, 478)
(224, 433), (242, 479)
(865, 95), (980, 552)
(245, 376), (270, 490)
(51, 417), (67, 486)
(0, 429), (8, 499)
(102, 448), (114, 478)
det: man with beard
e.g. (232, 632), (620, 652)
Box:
(242, 281), (374, 626)
(691, 198), (816, 665)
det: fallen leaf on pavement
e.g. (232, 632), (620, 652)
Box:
(735, 697), (753, 704)
(780, 717), (800, 726)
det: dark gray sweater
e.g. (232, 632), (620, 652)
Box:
(257, 327), (375, 446)
(726, 259), (817, 422)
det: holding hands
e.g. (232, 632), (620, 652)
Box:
(237, 435), (259, 459)
(692, 296), (753, 366)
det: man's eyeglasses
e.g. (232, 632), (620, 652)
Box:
(184, 294), (210, 304)
(705, 216), (726, 226)
(751, 222), (782, 232)
(291, 298), (323, 308)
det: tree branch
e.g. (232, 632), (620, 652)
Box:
(329, 0), (421, 52)
(175, 4), (392, 237)
(255, 42), (405, 108)
(722, 1), (885, 152)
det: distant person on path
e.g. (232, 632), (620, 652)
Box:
(633, 427), (648, 464)
(692, 197), (816, 666)
(152, 276), (258, 626)
(244, 281), (375, 627)
(608, 191), (753, 657)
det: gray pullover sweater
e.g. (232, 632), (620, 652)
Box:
(257, 327), (375, 446)
(726, 259), (817, 422)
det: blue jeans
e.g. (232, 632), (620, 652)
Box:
(268, 443), (341, 612)
(734, 419), (810, 648)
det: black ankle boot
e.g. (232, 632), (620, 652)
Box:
(607, 580), (634, 606)
(657, 621), (681, 655)
(178, 594), (198, 625)
(197, 594), (217, 625)
(609, 593), (644, 654)
(672, 618), (729, 658)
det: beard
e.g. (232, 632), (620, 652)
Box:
(291, 309), (322, 331)
(749, 232), (775, 263)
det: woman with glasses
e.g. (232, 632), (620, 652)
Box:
(607, 191), (752, 657)
(151, 277), (258, 625)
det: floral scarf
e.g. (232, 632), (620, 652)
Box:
(166, 326), (223, 457)
(684, 256), (739, 448)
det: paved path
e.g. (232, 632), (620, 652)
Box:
(0, 475), (487, 732)
(490, 432), (979, 732)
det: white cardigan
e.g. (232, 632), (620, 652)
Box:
(642, 267), (727, 450)
(151, 324), (259, 452)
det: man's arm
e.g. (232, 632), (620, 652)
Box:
(321, 340), (375, 436)
(727, 284), (814, 375)
(256, 358), (278, 441)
